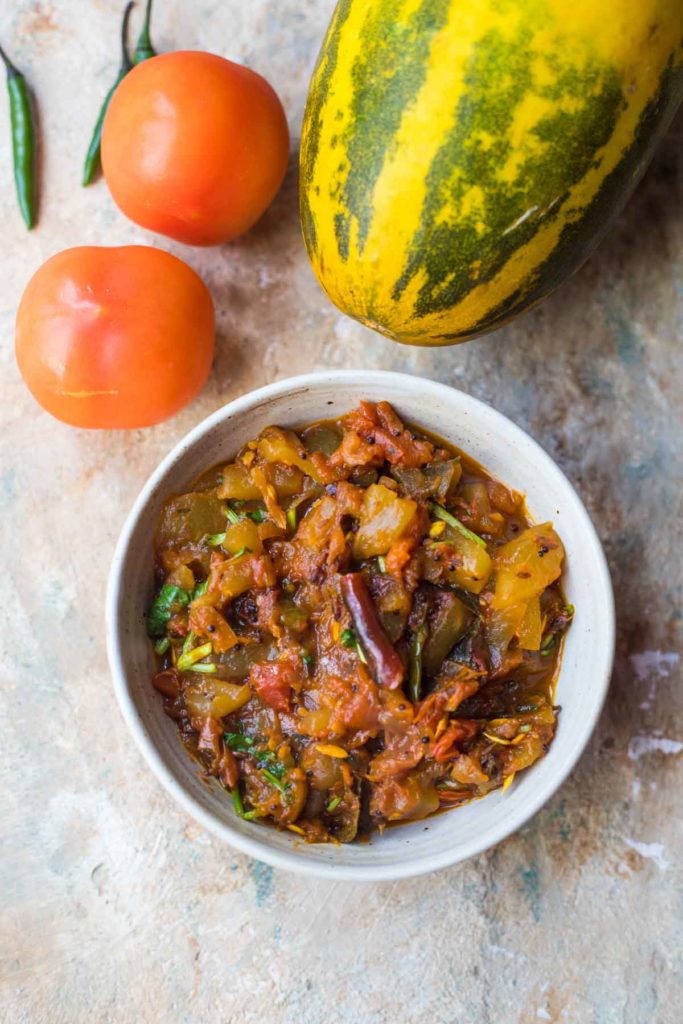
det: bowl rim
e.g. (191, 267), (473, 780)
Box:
(106, 369), (615, 880)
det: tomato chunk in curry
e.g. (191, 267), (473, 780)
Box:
(147, 401), (573, 843)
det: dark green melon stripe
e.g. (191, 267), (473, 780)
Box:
(430, 54), (683, 342)
(334, 0), (452, 266)
(300, 0), (354, 257)
(391, 26), (625, 319)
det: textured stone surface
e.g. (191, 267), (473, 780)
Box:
(1, 3), (681, 1022)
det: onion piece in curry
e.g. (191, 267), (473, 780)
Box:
(147, 401), (573, 843)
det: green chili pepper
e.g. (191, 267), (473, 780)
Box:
(82, 2), (134, 187)
(133, 0), (157, 64)
(0, 44), (36, 229)
(408, 624), (427, 703)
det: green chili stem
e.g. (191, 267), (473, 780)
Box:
(408, 624), (427, 703)
(133, 0), (156, 64)
(82, 1), (134, 187)
(0, 43), (36, 229)
(0, 45), (18, 77)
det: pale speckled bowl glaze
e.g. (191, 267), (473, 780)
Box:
(106, 371), (615, 880)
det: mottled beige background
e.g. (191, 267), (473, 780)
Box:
(1, 3), (681, 1023)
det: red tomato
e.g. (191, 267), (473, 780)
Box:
(15, 245), (215, 429)
(101, 51), (290, 246)
(250, 661), (297, 713)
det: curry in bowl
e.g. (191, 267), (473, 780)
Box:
(147, 401), (572, 843)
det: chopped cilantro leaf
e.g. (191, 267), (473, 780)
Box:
(340, 627), (356, 648)
(245, 508), (268, 524)
(224, 732), (256, 752)
(147, 584), (190, 637)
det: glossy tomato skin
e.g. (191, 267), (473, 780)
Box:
(16, 246), (215, 429)
(101, 51), (290, 246)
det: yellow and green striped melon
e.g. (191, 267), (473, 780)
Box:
(300, 0), (683, 345)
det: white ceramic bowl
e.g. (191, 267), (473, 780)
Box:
(107, 371), (614, 880)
